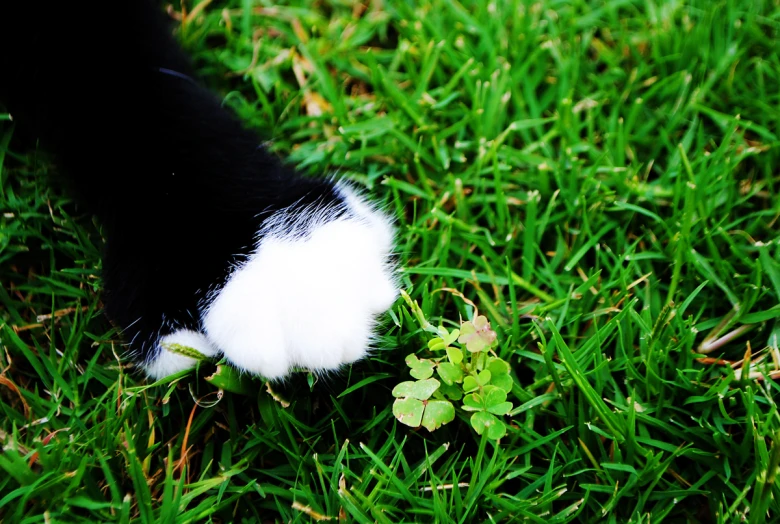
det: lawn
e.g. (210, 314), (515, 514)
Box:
(2, 0), (780, 521)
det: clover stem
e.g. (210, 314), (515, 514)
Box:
(467, 348), (477, 373)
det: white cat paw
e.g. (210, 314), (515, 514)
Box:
(201, 183), (398, 380)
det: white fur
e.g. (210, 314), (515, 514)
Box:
(145, 329), (219, 379)
(201, 182), (398, 380)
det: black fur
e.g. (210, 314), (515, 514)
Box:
(0, 1), (346, 366)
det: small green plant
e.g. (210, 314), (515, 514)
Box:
(393, 290), (517, 440)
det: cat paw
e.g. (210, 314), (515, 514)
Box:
(199, 183), (398, 380)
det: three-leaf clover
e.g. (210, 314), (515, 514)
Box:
(463, 369), (491, 393)
(462, 385), (513, 439)
(392, 378), (456, 431)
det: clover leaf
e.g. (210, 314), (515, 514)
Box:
(484, 386), (513, 415)
(446, 346), (464, 365)
(462, 386), (512, 439)
(462, 391), (484, 412)
(487, 356), (514, 393)
(438, 381), (463, 401)
(428, 326), (461, 351)
(470, 411), (507, 440)
(393, 398), (425, 427)
(463, 369), (491, 393)
(405, 354), (435, 380)
(392, 378), (440, 400)
(437, 362), (463, 385)
(458, 315), (497, 353)
(420, 400), (456, 431)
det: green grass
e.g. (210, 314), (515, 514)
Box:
(2, 0), (780, 521)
